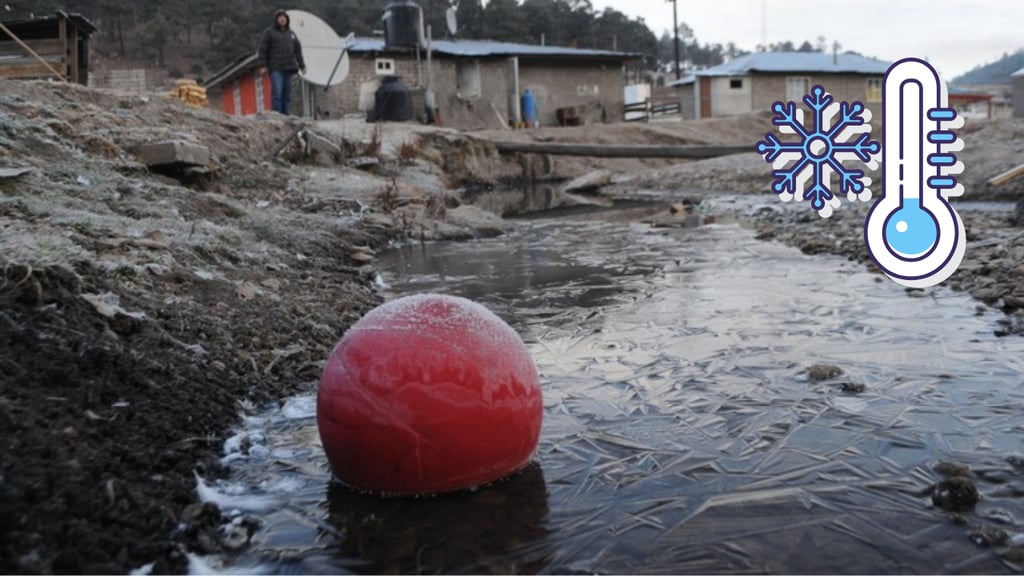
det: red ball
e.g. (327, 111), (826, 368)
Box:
(317, 294), (543, 495)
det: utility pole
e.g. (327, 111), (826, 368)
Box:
(670, 0), (680, 80)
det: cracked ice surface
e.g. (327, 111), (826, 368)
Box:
(212, 217), (1024, 574)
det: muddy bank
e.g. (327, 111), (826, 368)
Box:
(0, 80), (499, 573)
(758, 204), (1024, 335)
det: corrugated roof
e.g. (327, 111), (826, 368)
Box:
(692, 52), (890, 76)
(665, 74), (695, 87)
(348, 37), (638, 60)
(203, 53), (258, 89)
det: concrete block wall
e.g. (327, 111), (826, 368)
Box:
(317, 54), (511, 129)
(314, 53), (624, 129)
(317, 53), (424, 118)
(518, 61), (624, 126)
(751, 74), (882, 120)
(89, 68), (167, 93)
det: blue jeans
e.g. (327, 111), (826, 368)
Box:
(270, 70), (294, 115)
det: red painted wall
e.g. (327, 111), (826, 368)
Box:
(216, 69), (272, 116)
(221, 86), (235, 115)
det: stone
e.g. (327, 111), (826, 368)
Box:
(134, 140), (210, 168)
(931, 476), (980, 512)
(303, 130), (341, 165)
(807, 364), (843, 381)
(561, 169), (612, 194)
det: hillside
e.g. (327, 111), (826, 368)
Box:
(953, 49), (1024, 85)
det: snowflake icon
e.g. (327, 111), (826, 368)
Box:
(755, 85), (881, 218)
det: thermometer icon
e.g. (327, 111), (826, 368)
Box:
(864, 58), (965, 288)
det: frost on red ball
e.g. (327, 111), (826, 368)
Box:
(317, 293), (543, 495)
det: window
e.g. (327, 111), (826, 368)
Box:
(375, 59), (395, 76)
(786, 76), (810, 102)
(729, 78), (743, 89)
(866, 77), (882, 102)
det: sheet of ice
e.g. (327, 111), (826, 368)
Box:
(194, 472), (279, 513)
(207, 216), (1024, 574)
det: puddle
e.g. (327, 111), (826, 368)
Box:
(207, 215), (1024, 574)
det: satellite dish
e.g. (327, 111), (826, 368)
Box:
(445, 7), (457, 37)
(287, 10), (349, 87)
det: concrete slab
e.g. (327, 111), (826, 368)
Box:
(135, 140), (210, 168)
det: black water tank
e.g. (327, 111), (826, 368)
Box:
(382, 0), (422, 49)
(374, 76), (413, 122)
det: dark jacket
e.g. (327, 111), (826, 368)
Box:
(258, 11), (305, 72)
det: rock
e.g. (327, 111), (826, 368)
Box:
(348, 250), (375, 263)
(839, 381), (866, 393)
(1002, 295), (1024, 310)
(303, 130), (342, 165)
(134, 140), (210, 168)
(561, 169), (612, 194)
(807, 364), (843, 381)
(931, 476), (980, 512)
(934, 461), (970, 478)
(0, 167), (33, 180)
(969, 526), (1009, 547)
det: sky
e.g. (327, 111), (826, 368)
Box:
(588, 0), (1024, 79)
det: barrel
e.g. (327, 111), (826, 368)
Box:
(382, 0), (422, 49)
(374, 76), (413, 122)
(521, 89), (537, 127)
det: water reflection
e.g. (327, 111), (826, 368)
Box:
(383, 228), (658, 310)
(321, 464), (550, 574)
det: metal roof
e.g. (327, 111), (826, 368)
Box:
(689, 52), (890, 77)
(665, 74), (695, 87)
(347, 37), (639, 60)
(0, 11), (97, 35)
(202, 53), (258, 89)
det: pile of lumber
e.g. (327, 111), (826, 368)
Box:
(169, 80), (207, 108)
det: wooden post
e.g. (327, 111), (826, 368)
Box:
(988, 164), (1024, 187)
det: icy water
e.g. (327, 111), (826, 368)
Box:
(207, 211), (1024, 574)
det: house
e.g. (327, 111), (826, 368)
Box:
(0, 11), (97, 85)
(204, 37), (639, 129)
(1013, 67), (1024, 118)
(669, 52), (890, 120)
(947, 86), (995, 120)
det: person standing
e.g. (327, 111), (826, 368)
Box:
(258, 10), (306, 115)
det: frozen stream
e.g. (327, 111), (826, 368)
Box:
(205, 211), (1024, 574)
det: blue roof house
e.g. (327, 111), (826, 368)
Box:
(668, 52), (890, 120)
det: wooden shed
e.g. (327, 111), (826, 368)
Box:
(0, 11), (97, 84)
(202, 53), (273, 116)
